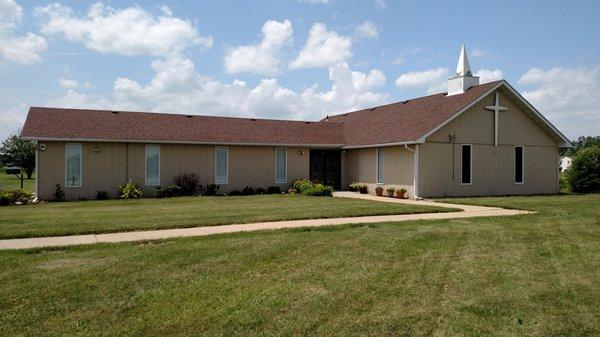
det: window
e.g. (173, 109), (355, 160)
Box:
(276, 148), (287, 183)
(377, 147), (384, 184)
(145, 145), (160, 186)
(515, 146), (524, 184)
(65, 143), (82, 187)
(215, 146), (228, 184)
(461, 144), (472, 185)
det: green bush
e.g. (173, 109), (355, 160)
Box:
(54, 183), (65, 202)
(566, 146), (600, 193)
(96, 191), (110, 200)
(266, 186), (281, 194)
(348, 182), (360, 192)
(119, 181), (144, 199)
(0, 189), (33, 206)
(228, 189), (243, 196)
(289, 179), (314, 194)
(202, 184), (221, 196)
(173, 173), (199, 196)
(156, 185), (183, 198)
(255, 187), (266, 195)
(242, 186), (255, 195)
(302, 183), (333, 197)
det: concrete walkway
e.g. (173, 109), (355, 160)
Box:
(0, 193), (530, 250)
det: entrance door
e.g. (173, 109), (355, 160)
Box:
(309, 150), (341, 189)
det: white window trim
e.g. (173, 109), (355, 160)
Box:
(215, 146), (229, 185)
(515, 145), (525, 184)
(376, 147), (384, 184)
(145, 144), (160, 186)
(275, 147), (287, 183)
(65, 143), (82, 188)
(461, 144), (472, 186)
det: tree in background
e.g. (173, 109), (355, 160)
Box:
(560, 136), (600, 156)
(565, 146), (600, 193)
(0, 135), (36, 179)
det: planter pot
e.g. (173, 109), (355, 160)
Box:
(386, 190), (395, 197)
(396, 191), (406, 199)
(375, 189), (384, 196)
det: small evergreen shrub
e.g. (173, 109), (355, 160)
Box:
(96, 191), (110, 200)
(358, 184), (368, 194)
(302, 184), (333, 197)
(228, 189), (243, 196)
(242, 186), (255, 195)
(289, 179), (314, 194)
(119, 181), (144, 199)
(156, 185), (183, 198)
(202, 184), (221, 196)
(566, 146), (600, 193)
(0, 189), (33, 206)
(54, 183), (65, 201)
(255, 187), (266, 195)
(348, 182), (360, 192)
(173, 173), (200, 196)
(266, 186), (281, 194)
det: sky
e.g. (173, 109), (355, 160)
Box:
(1, 0), (599, 141)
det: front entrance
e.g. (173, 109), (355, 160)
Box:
(309, 149), (341, 189)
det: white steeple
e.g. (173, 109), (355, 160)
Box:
(447, 44), (479, 96)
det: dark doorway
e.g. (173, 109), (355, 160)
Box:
(309, 150), (341, 189)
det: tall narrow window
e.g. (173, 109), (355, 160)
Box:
(515, 146), (524, 184)
(145, 145), (160, 186)
(65, 143), (82, 187)
(377, 147), (384, 184)
(276, 148), (287, 183)
(215, 146), (228, 184)
(461, 144), (472, 185)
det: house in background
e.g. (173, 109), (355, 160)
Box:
(560, 156), (573, 172)
(21, 46), (571, 200)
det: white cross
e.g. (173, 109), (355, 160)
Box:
(485, 92), (508, 146)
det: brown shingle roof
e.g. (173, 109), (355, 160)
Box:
(324, 80), (501, 147)
(20, 81), (502, 147)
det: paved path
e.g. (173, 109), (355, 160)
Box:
(0, 193), (530, 250)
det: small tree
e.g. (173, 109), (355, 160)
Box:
(0, 135), (35, 179)
(566, 146), (600, 193)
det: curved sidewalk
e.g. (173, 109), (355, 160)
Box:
(0, 193), (530, 250)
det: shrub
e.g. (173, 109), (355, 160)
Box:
(386, 187), (395, 197)
(358, 184), (368, 194)
(255, 187), (266, 195)
(202, 184), (221, 196)
(119, 181), (144, 199)
(0, 189), (33, 206)
(96, 191), (110, 200)
(566, 146), (600, 193)
(348, 182), (360, 192)
(156, 185), (183, 198)
(266, 186), (281, 194)
(302, 183), (333, 197)
(54, 183), (65, 202)
(228, 189), (243, 196)
(289, 179), (314, 194)
(242, 186), (255, 195)
(173, 173), (200, 196)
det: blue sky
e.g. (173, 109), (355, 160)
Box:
(1, 0), (599, 140)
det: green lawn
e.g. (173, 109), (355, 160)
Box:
(0, 169), (35, 192)
(0, 194), (598, 336)
(0, 195), (453, 239)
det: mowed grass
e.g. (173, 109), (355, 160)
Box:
(0, 194), (598, 336)
(0, 194), (454, 239)
(0, 169), (35, 192)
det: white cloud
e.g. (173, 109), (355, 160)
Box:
(0, 103), (28, 140)
(395, 67), (449, 89)
(299, 0), (330, 4)
(392, 46), (424, 65)
(0, 32), (47, 64)
(374, 0), (386, 9)
(224, 20), (293, 75)
(290, 23), (352, 69)
(58, 77), (78, 89)
(474, 68), (504, 83)
(470, 47), (498, 59)
(48, 90), (113, 110)
(355, 20), (378, 39)
(519, 66), (600, 138)
(0, 0), (47, 64)
(36, 2), (212, 57)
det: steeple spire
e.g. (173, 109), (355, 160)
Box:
(456, 44), (472, 77)
(447, 44), (479, 96)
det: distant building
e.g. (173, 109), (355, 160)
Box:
(560, 156), (573, 172)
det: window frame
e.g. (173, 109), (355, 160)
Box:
(376, 147), (384, 184)
(215, 146), (229, 185)
(65, 143), (83, 188)
(515, 145), (525, 184)
(461, 144), (472, 185)
(145, 144), (160, 187)
(275, 147), (287, 183)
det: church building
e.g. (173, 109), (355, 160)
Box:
(21, 46), (571, 200)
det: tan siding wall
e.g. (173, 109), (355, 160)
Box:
(344, 146), (415, 197)
(36, 141), (309, 200)
(419, 89), (559, 197)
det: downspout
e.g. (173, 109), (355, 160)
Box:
(34, 141), (39, 200)
(404, 144), (419, 199)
